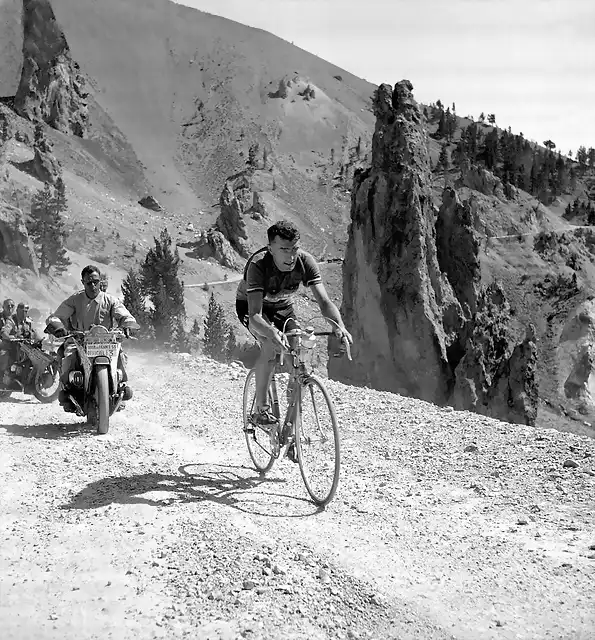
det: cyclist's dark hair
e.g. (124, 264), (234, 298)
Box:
(267, 220), (300, 243)
(81, 265), (101, 280)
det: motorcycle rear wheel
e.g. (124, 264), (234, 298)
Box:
(33, 362), (60, 403)
(95, 365), (110, 435)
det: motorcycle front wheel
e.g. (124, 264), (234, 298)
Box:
(95, 365), (110, 435)
(33, 361), (60, 403)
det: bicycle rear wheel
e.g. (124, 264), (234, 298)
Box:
(295, 375), (340, 507)
(243, 368), (276, 473)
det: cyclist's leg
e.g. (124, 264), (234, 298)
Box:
(236, 300), (278, 423)
(270, 305), (300, 374)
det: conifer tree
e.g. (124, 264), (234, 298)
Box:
(141, 228), (186, 343)
(121, 269), (151, 338)
(203, 293), (236, 362)
(436, 143), (451, 172)
(29, 181), (71, 275)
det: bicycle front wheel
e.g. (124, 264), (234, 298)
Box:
(243, 368), (276, 474)
(296, 375), (340, 507)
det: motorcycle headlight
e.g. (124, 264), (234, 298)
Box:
(68, 371), (84, 388)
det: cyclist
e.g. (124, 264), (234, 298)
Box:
(236, 220), (352, 427)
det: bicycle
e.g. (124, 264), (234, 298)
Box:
(242, 319), (352, 507)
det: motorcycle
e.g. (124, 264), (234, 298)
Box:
(61, 324), (136, 434)
(0, 339), (61, 403)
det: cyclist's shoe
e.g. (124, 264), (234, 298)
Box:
(286, 443), (298, 464)
(250, 408), (279, 429)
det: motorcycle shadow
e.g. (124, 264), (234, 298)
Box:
(1, 421), (91, 440)
(62, 463), (315, 516)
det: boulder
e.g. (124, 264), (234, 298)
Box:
(138, 195), (164, 212)
(179, 229), (241, 270)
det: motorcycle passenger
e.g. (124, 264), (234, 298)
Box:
(0, 302), (40, 385)
(235, 220), (353, 431)
(46, 264), (138, 412)
(0, 299), (16, 383)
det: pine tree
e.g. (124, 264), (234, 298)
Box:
(226, 324), (237, 361)
(151, 277), (172, 344)
(191, 318), (201, 336)
(121, 269), (150, 336)
(436, 143), (450, 172)
(142, 228), (186, 343)
(203, 293), (231, 362)
(172, 316), (189, 352)
(29, 182), (71, 275)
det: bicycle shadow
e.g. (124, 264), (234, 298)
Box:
(1, 421), (91, 440)
(61, 463), (320, 517)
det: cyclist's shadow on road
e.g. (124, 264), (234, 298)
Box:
(61, 463), (320, 517)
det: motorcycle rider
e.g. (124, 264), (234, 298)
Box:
(0, 299), (16, 383)
(46, 264), (138, 412)
(0, 302), (40, 386)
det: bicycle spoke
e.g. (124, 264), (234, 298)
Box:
(296, 375), (340, 506)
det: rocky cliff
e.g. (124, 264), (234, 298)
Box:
(13, 0), (88, 137)
(329, 80), (538, 425)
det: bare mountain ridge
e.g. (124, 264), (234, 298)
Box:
(2, 0), (376, 255)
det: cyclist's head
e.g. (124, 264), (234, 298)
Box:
(81, 265), (102, 299)
(267, 220), (300, 244)
(268, 221), (301, 272)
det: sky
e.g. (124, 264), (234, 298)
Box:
(173, 0), (595, 156)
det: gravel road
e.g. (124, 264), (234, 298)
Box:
(1, 351), (594, 640)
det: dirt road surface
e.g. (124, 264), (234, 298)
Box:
(1, 352), (594, 639)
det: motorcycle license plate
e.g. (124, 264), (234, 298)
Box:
(85, 337), (119, 358)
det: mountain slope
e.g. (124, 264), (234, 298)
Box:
(44, 0), (375, 235)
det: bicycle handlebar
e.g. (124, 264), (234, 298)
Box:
(280, 329), (352, 363)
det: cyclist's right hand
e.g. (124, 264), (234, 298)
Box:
(272, 329), (289, 353)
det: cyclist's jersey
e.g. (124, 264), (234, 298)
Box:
(236, 247), (322, 308)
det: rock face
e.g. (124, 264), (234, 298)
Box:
(458, 160), (505, 199)
(31, 123), (61, 183)
(179, 228), (241, 270)
(329, 81), (461, 403)
(216, 171), (253, 258)
(0, 197), (38, 273)
(0, 0), (23, 97)
(329, 80), (538, 425)
(452, 285), (538, 425)
(558, 299), (595, 411)
(13, 0), (88, 137)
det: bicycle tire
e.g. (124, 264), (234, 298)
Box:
(243, 368), (276, 473)
(295, 375), (340, 507)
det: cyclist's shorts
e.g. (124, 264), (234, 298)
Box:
(235, 300), (299, 334)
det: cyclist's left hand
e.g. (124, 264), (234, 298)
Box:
(334, 327), (353, 345)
